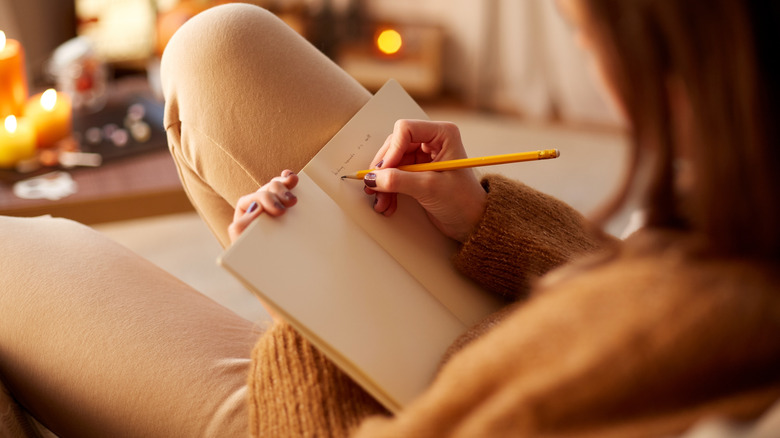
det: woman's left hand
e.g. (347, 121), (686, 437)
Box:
(228, 170), (298, 243)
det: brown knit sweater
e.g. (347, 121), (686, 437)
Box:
(247, 175), (780, 437)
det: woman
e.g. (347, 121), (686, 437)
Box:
(1, 1), (778, 436)
(226, 1), (780, 436)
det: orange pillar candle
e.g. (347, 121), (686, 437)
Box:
(0, 31), (29, 118)
(24, 89), (73, 148)
(0, 115), (36, 168)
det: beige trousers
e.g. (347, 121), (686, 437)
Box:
(0, 4), (369, 437)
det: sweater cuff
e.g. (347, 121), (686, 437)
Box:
(247, 322), (387, 437)
(453, 174), (604, 299)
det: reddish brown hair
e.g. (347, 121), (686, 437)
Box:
(583, 0), (780, 259)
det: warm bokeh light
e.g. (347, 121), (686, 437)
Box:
(0, 31), (6, 51)
(41, 89), (58, 111)
(376, 29), (403, 55)
(5, 115), (17, 134)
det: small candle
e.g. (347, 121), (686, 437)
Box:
(0, 31), (29, 118)
(24, 88), (73, 149)
(0, 115), (36, 169)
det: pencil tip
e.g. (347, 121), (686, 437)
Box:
(340, 175), (347, 179)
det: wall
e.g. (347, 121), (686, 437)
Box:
(0, 0), (621, 126)
(365, 0), (621, 126)
(0, 0), (76, 85)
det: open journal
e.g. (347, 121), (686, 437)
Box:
(218, 79), (504, 413)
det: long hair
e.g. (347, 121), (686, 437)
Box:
(582, 0), (780, 259)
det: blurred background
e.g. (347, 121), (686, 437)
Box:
(0, 0), (621, 124)
(0, 0), (629, 325)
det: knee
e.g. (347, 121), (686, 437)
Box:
(0, 215), (85, 240)
(0, 215), (95, 255)
(0, 216), (97, 293)
(160, 4), (289, 99)
(162, 3), (280, 58)
(159, 3), (313, 135)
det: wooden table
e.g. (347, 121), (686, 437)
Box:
(0, 149), (193, 224)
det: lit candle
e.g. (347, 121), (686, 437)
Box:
(0, 115), (36, 169)
(24, 88), (73, 149)
(0, 31), (29, 118)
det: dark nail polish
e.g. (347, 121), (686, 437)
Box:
(285, 191), (296, 201)
(364, 172), (377, 188)
(376, 160), (384, 168)
(247, 202), (259, 214)
(373, 197), (378, 207)
(274, 201), (286, 210)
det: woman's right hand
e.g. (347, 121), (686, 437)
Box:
(364, 120), (487, 243)
(228, 169), (298, 244)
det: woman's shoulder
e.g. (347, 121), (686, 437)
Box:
(520, 227), (780, 358)
(431, 227), (780, 438)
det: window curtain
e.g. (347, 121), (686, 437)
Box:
(479, 0), (621, 126)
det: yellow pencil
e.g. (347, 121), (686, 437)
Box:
(340, 149), (560, 180)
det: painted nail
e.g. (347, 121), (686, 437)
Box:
(274, 201), (286, 210)
(364, 172), (377, 188)
(247, 201), (259, 214)
(376, 160), (384, 168)
(284, 191), (296, 201)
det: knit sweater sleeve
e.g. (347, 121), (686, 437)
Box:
(452, 174), (610, 299)
(247, 321), (388, 437)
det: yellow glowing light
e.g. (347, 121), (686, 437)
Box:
(41, 89), (58, 111)
(0, 31), (6, 51)
(5, 115), (17, 134)
(376, 29), (403, 55)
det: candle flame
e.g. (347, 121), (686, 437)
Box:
(377, 29), (403, 55)
(4, 115), (17, 134)
(41, 89), (57, 111)
(0, 31), (6, 51)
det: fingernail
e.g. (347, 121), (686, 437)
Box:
(376, 160), (384, 168)
(247, 202), (259, 214)
(364, 172), (377, 188)
(274, 201), (286, 210)
(284, 191), (296, 201)
(373, 197), (378, 207)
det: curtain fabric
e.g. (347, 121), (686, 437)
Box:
(484, 0), (621, 126)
